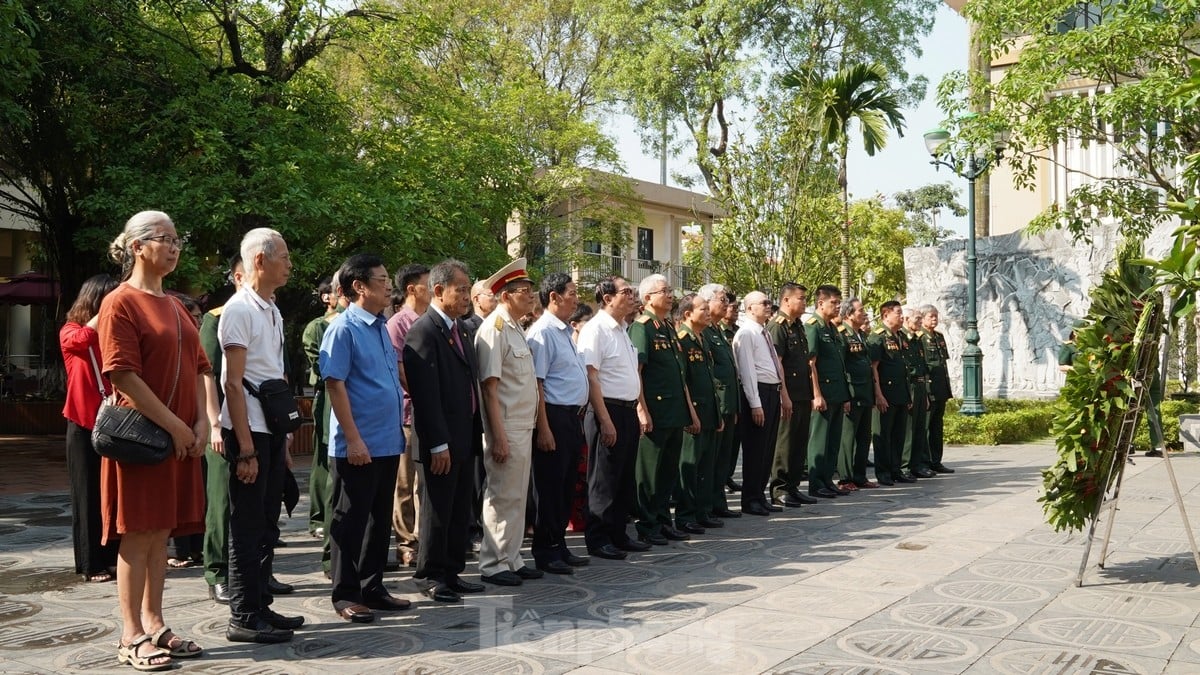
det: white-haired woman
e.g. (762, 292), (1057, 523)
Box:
(97, 210), (210, 671)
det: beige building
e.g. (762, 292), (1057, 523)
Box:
(506, 170), (724, 291)
(945, 0), (1135, 236)
(0, 191), (47, 395)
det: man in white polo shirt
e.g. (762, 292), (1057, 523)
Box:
(219, 228), (304, 643)
(576, 276), (653, 561)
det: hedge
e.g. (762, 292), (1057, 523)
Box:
(943, 399), (1057, 446)
(1131, 398), (1200, 452)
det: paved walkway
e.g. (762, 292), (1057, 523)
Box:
(2, 442), (1199, 674)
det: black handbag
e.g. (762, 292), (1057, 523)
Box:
(91, 296), (182, 465)
(243, 377), (302, 434)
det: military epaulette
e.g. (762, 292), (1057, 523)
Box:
(494, 316), (505, 331)
(677, 329), (688, 340)
(773, 314), (788, 324)
(635, 315), (652, 324)
(208, 306), (224, 317)
(871, 326), (886, 335)
(805, 316), (819, 326)
(837, 323), (850, 334)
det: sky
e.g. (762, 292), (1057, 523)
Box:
(603, 4), (971, 237)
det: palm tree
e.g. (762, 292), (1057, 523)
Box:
(782, 62), (905, 292)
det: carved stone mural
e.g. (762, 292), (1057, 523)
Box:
(903, 223), (1175, 400)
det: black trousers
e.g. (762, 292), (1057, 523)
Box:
(740, 383), (781, 508)
(330, 453), (399, 607)
(873, 404), (908, 483)
(532, 404), (584, 565)
(224, 429), (286, 624)
(585, 402), (639, 549)
(928, 397), (947, 466)
(65, 421), (118, 576)
(414, 452), (473, 585)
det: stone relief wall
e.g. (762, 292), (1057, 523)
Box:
(903, 222), (1175, 400)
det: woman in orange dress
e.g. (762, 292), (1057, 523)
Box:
(97, 210), (210, 671)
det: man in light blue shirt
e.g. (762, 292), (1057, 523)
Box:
(319, 253), (408, 624)
(525, 272), (592, 574)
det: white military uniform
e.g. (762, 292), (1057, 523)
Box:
(474, 304), (538, 577)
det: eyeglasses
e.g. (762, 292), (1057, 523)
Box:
(613, 287), (634, 297)
(144, 235), (184, 249)
(648, 287), (674, 296)
(508, 287), (533, 296)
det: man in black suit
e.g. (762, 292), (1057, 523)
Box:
(403, 259), (487, 603)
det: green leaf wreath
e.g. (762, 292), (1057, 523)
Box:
(1040, 243), (1163, 532)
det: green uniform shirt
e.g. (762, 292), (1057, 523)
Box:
(839, 323), (874, 404)
(768, 313), (813, 402)
(868, 327), (910, 405)
(629, 310), (690, 428)
(903, 328), (930, 383)
(199, 308), (223, 402)
(921, 329), (953, 401)
(702, 324), (738, 417)
(804, 314), (850, 403)
(678, 323), (719, 427)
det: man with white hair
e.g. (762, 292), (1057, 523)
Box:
(221, 228), (304, 642)
(698, 284), (741, 519)
(629, 274), (701, 542)
(732, 290), (792, 515)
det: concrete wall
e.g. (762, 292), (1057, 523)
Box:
(903, 221), (1175, 399)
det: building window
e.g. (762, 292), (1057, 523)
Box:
(637, 227), (653, 261)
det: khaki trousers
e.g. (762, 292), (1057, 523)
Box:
(392, 426), (420, 555)
(478, 426), (533, 577)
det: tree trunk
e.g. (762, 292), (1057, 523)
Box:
(839, 150), (850, 293)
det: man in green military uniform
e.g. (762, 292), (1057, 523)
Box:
(804, 285), (851, 498)
(919, 305), (955, 474)
(720, 291), (741, 493)
(869, 301), (911, 486)
(837, 297), (878, 489)
(202, 256), (243, 604)
(629, 274), (701, 544)
(768, 283), (818, 507)
(901, 307), (936, 479)
(700, 284), (742, 519)
(674, 293), (724, 532)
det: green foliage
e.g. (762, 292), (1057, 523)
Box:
(1039, 243), (1162, 532)
(1131, 399), (1200, 453)
(942, 0), (1200, 242)
(893, 182), (965, 246)
(942, 402), (1057, 446)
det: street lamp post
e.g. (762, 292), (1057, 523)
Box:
(922, 122), (1008, 417)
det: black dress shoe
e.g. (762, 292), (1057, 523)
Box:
(639, 531), (669, 546)
(697, 516), (724, 528)
(761, 500), (783, 512)
(896, 473), (917, 483)
(914, 468), (937, 478)
(661, 526), (691, 540)
(616, 539), (651, 552)
(931, 464), (956, 474)
(448, 577), (486, 593)
(364, 594), (412, 611)
(713, 508), (741, 519)
(772, 494), (806, 508)
(422, 585), (461, 603)
(537, 560), (574, 575)
(787, 490), (819, 505)
(514, 566), (543, 580)
(676, 521), (705, 535)
(227, 618), (294, 643)
(811, 488), (840, 498)
(260, 608), (305, 630)
(742, 502), (770, 516)
(588, 544), (628, 560)
(209, 583), (231, 605)
(831, 485), (851, 495)
(877, 478), (895, 486)
(563, 552), (590, 567)
(267, 576), (294, 595)
(726, 479), (742, 493)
